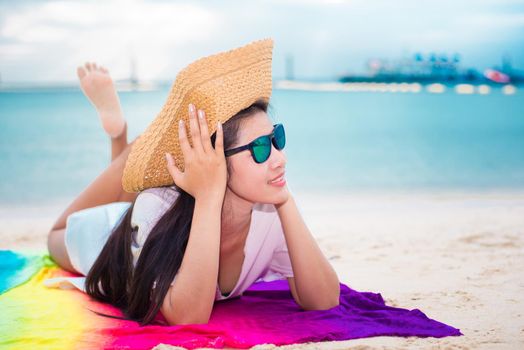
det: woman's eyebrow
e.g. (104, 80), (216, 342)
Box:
(259, 127), (275, 137)
(246, 127), (274, 143)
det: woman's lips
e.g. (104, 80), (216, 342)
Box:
(268, 175), (286, 186)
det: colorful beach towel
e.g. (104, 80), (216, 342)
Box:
(0, 250), (462, 349)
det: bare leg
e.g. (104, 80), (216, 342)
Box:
(53, 62), (138, 228)
(47, 228), (75, 272)
(47, 138), (139, 272)
(48, 63), (137, 271)
(50, 139), (138, 232)
(111, 122), (128, 161)
(77, 62), (128, 160)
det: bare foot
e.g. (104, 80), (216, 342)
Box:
(77, 62), (126, 138)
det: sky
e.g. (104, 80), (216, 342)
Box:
(0, 0), (523, 83)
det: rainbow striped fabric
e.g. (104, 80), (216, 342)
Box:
(0, 250), (461, 349)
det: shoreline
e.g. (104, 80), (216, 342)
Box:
(2, 187), (524, 211)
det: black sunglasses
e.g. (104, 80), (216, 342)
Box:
(224, 124), (286, 163)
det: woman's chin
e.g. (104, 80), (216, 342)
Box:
(262, 187), (289, 205)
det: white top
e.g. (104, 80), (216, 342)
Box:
(131, 186), (295, 300)
(44, 186), (295, 301)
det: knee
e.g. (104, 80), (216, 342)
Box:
(113, 144), (133, 169)
(47, 228), (77, 273)
(122, 139), (136, 157)
(47, 228), (63, 259)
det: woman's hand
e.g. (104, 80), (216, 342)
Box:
(165, 103), (227, 202)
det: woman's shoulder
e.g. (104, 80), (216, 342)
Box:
(130, 186), (180, 256)
(132, 185), (180, 223)
(140, 185), (180, 204)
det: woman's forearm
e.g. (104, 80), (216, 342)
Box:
(163, 196), (223, 325)
(277, 195), (340, 309)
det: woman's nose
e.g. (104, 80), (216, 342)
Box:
(269, 143), (286, 167)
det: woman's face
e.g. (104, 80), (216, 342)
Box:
(226, 111), (288, 205)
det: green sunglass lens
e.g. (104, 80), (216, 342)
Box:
(273, 124), (285, 150)
(252, 137), (271, 163)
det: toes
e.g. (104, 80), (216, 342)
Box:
(77, 66), (87, 79)
(92, 62), (98, 70)
(100, 66), (109, 74)
(85, 62), (92, 71)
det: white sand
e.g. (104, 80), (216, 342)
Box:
(2, 190), (523, 349)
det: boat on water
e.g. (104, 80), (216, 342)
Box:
(338, 53), (523, 86)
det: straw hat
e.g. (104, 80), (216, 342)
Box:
(122, 38), (274, 192)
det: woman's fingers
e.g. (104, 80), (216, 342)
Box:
(188, 104), (204, 154)
(178, 118), (192, 161)
(165, 152), (183, 184)
(198, 110), (213, 153)
(214, 120), (224, 154)
(178, 103), (216, 165)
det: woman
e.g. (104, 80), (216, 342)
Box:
(46, 39), (340, 326)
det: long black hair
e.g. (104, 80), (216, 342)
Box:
(85, 99), (269, 325)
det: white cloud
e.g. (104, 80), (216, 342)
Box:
(0, 0), (523, 82)
(0, 0), (222, 81)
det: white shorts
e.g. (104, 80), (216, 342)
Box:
(64, 202), (132, 275)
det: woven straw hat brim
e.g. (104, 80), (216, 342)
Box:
(122, 38), (274, 193)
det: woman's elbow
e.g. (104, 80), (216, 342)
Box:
(164, 310), (211, 326)
(300, 290), (340, 311)
(301, 298), (339, 311)
(325, 297), (340, 309)
(170, 315), (210, 326)
(161, 302), (211, 326)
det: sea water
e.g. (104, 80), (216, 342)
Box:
(1, 86), (523, 205)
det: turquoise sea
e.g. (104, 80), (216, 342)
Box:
(1, 86), (523, 205)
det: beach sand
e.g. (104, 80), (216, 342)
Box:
(1, 191), (523, 349)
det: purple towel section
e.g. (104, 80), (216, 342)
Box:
(108, 278), (462, 349)
(206, 279), (462, 346)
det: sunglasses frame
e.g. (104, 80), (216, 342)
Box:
(224, 123), (285, 163)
